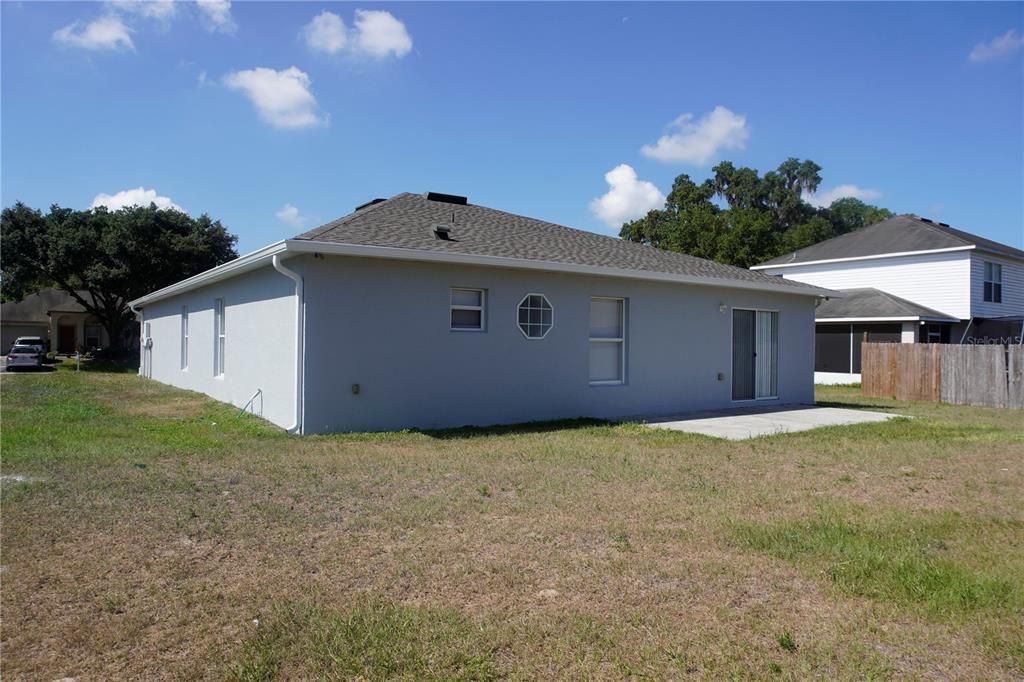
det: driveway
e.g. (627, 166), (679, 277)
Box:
(634, 405), (898, 440)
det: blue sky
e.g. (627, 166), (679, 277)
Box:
(2, 1), (1022, 254)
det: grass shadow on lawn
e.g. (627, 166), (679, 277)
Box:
(421, 417), (611, 440)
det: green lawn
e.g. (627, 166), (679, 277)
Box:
(1, 373), (1021, 680)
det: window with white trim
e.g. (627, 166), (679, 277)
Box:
(983, 261), (1002, 303)
(517, 294), (553, 339)
(450, 288), (485, 331)
(180, 305), (189, 370)
(213, 298), (225, 377)
(589, 297), (625, 384)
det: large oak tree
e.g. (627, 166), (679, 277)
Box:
(1, 202), (238, 350)
(620, 158), (893, 268)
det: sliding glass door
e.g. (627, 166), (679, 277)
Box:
(732, 309), (778, 400)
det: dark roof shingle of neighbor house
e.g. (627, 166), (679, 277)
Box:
(294, 192), (823, 294)
(1, 289), (89, 322)
(816, 288), (959, 321)
(755, 215), (1024, 268)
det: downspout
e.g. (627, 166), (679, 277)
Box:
(272, 254), (304, 434)
(129, 301), (145, 377)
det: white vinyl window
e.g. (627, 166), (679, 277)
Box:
(984, 261), (1002, 303)
(213, 298), (225, 377)
(517, 294), (553, 339)
(450, 288), (485, 331)
(589, 297), (625, 385)
(180, 305), (189, 370)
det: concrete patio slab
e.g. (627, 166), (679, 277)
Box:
(634, 405), (899, 440)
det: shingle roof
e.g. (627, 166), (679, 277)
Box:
(816, 288), (958, 321)
(295, 192), (824, 294)
(755, 215), (1024, 267)
(1, 289), (89, 321)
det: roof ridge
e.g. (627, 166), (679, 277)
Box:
(296, 192), (414, 241)
(447, 199), (789, 285)
(906, 216), (975, 248)
(868, 287), (957, 319)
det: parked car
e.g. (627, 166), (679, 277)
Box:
(12, 336), (47, 353)
(6, 345), (43, 371)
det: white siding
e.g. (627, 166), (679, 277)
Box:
(760, 252), (971, 319)
(970, 253), (1024, 319)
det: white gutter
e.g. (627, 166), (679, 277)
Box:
(129, 237), (838, 309)
(750, 245), (976, 270)
(283, 240), (839, 297)
(271, 254), (304, 434)
(129, 241), (288, 307)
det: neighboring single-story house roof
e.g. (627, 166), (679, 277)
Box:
(816, 288), (959, 323)
(753, 215), (1024, 269)
(131, 192), (835, 307)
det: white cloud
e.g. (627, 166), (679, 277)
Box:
(90, 187), (185, 212)
(275, 203), (308, 229)
(803, 184), (882, 209)
(352, 9), (412, 58)
(640, 106), (750, 165)
(52, 15), (134, 51)
(303, 11), (348, 54)
(196, 0), (235, 34)
(968, 29), (1024, 63)
(302, 9), (412, 59)
(197, 69), (208, 87)
(590, 164), (665, 228)
(107, 0), (177, 23)
(223, 66), (326, 129)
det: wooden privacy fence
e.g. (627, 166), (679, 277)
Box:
(861, 342), (1024, 408)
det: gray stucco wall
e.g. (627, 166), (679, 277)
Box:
(139, 264), (300, 429)
(302, 255), (816, 433)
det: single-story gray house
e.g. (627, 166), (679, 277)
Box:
(129, 192), (834, 434)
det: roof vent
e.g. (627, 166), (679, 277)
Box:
(425, 192), (468, 205)
(433, 224), (454, 241)
(355, 198), (386, 211)
(918, 217), (933, 223)
(938, 222), (950, 227)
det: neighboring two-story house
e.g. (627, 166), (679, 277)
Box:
(752, 215), (1024, 384)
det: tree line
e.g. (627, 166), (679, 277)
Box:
(619, 157), (892, 268)
(1, 203), (238, 351)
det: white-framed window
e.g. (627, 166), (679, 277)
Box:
(589, 297), (625, 385)
(180, 305), (189, 370)
(450, 288), (485, 331)
(517, 293), (553, 339)
(984, 261), (1002, 303)
(213, 298), (225, 377)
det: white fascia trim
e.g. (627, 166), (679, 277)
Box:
(129, 237), (838, 308)
(816, 316), (961, 323)
(285, 240), (838, 298)
(129, 241), (288, 307)
(749, 245), (976, 271)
